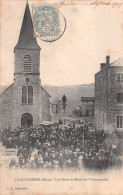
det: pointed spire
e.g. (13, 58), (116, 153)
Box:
(15, 2), (40, 50)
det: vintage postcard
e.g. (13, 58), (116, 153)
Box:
(0, 0), (123, 194)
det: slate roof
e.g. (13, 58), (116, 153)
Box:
(41, 86), (51, 97)
(109, 58), (123, 67)
(0, 84), (13, 97)
(14, 2), (40, 50)
(0, 84), (51, 98)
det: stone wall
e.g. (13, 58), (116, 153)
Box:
(0, 85), (13, 129)
(107, 66), (123, 129)
(10, 48), (41, 129)
(95, 68), (108, 129)
(11, 74), (42, 129)
(95, 64), (123, 131)
(0, 46), (52, 129)
(41, 87), (52, 121)
(14, 49), (40, 74)
(81, 98), (95, 117)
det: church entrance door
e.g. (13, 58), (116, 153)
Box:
(21, 113), (33, 127)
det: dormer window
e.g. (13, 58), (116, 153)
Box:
(24, 55), (31, 72)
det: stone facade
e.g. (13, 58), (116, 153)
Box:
(41, 87), (52, 121)
(52, 100), (62, 114)
(0, 2), (52, 129)
(81, 97), (95, 118)
(95, 56), (123, 131)
(0, 85), (13, 128)
(0, 84), (51, 129)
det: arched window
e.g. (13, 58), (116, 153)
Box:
(24, 55), (31, 72)
(22, 86), (27, 104)
(28, 86), (33, 103)
(22, 86), (33, 104)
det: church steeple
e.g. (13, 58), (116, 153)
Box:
(15, 2), (40, 50)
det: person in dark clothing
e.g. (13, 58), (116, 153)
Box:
(43, 152), (51, 163)
(19, 157), (24, 168)
(17, 146), (23, 157)
(9, 158), (17, 168)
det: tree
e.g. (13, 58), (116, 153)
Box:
(62, 94), (67, 114)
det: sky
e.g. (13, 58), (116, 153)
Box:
(0, 0), (123, 86)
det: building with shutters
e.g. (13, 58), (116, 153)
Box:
(0, 2), (52, 129)
(95, 56), (123, 131)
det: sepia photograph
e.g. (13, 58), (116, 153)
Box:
(0, 0), (123, 194)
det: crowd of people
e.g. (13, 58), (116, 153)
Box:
(1, 120), (122, 171)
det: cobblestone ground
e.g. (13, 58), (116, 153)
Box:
(0, 142), (17, 168)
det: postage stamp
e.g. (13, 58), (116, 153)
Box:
(32, 4), (66, 42)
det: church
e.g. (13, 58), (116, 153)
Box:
(0, 2), (52, 129)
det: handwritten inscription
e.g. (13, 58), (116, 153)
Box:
(90, 1), (122, 9)
(59, 0), (123, 9)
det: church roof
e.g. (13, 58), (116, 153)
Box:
(0, 84), (51, 98)
(14, 2), (40, 50)
(0, 84), (13, 97)
(41, 86), (51, 97)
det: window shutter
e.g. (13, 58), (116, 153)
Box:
(24, 55), (31, 72)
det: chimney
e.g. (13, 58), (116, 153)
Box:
(100, 63), (106, 70)
(106, 55), (110, 66)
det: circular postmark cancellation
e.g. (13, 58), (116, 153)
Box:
(32, 4), (66, 42)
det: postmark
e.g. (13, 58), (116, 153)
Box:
(32, 4), (66, 42)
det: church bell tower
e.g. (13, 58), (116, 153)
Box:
(12, 2), (42, 129)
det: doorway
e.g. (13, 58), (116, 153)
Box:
(21, 113), (33, 127)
